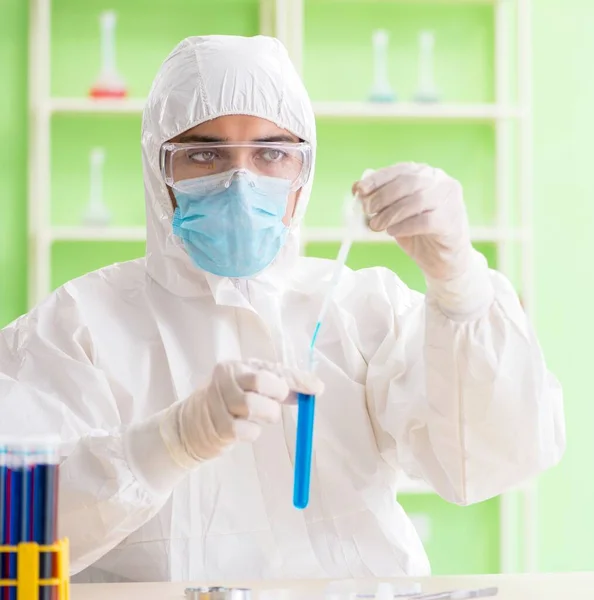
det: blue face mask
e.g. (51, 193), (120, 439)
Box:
(172, 169), (291, 278)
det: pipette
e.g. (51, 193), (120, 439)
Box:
(293, 169), (374, 510)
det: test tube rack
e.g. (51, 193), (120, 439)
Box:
(0, 539), (70, 600)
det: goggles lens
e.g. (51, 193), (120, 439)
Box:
(161, 141), (312, 192)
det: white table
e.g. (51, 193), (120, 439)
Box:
(71, 573), (594, 600)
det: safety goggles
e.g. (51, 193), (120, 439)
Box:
(160, 141), (312, 192)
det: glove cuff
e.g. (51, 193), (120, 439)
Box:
(425, 249), (495, 321)
(123, 405), (197, 497)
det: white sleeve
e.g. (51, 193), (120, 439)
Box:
(366, 259), (566, 506)
(0, 289), (189, 574)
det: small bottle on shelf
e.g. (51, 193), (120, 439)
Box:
(414, 30), (441, 103)
(369, 30), (397, 103)
(89, 11), (128, 99)
(82, 147), (112, 227)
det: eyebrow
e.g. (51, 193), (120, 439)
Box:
(178, 134), (227, 143)
(254, 135), (300, 143)
(177, 134), (300, 144)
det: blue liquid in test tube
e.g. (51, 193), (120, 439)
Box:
(6, 445), (23, 600)
(0, 441), (6, 594)
(0, 438), (59, 600)
(293, 393), (316, 509)
(33, 443), (59, 600)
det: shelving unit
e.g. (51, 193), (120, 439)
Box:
(28, 0), (535, 576)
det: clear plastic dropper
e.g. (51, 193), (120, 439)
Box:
(293, 169), (374, 510)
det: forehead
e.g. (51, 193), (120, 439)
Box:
(176, 115), (299, 142)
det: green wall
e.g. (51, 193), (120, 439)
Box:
(0, 0), (28, 326)
(0, 0), (589, 574)
(533, 0), (594, 572)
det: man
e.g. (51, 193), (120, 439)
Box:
(0, 35), (564, 582)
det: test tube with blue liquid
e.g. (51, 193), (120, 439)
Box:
(5, 440), (25, 600)
(293, 170), (374, 510)
(293, 330), (319, 510)
(34, 440), (60, 600)
(0, 437), (60, 600)
(0, 441), (6, 588)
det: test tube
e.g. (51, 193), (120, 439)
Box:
(32, 439), (59, 600)
(0, 439), (60, 600)
(21, 443), (34, 545)
(293, 393), (316, 509)
(0, 440), (6, 593)
(5, 442), (25, 600)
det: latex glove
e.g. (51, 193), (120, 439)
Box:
(159, 359), (324, 467)
(355, 162), (473, 280)
(355, 163), (494, 319)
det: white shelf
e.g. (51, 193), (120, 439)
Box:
(49, 98), (146, 114)
(303, 226), (526, 244)
(47, 98), (521, 122)
(49, 226), (146, 242)
(313, 102), (522, 121)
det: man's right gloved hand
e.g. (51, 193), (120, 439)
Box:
(158, 359), (324, 467)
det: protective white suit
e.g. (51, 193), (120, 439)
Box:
(0, 35), (564, 582)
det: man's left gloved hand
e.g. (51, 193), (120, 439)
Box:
(354, 162), (494, 319)
(354, 162), (475, 281)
